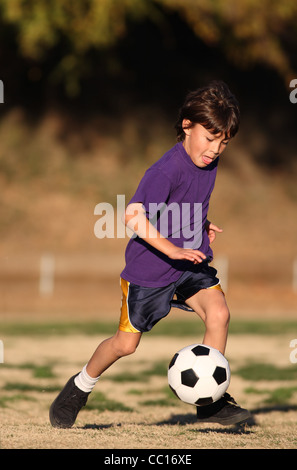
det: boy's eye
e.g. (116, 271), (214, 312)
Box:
(206, 135), (230, 146)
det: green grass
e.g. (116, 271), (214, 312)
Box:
(245, 386), (297, 405)
(0, 394), (36, 408)
(1, 319), (297, 337)
(2, 362), (56, 378)
(86, 391), (133, 412)
(3, 382), (61, 393)
(235, 362), (297, 406)
(139, 385), (179, 407)
(20, 363), (55, 379)
(2, 319), (297, 414)
(140, 398), (178, 407)
(108, 360), (168, 383)
(234, 363), (297, 381)
(0, 321), (117, 337)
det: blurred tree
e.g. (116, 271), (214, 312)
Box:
(0, 0), (296, 96)
(0, 0), (154, 56)
(158, 0), (297, 82)
(0, 0), (159, 95)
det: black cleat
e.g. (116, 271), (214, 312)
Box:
(49, 374), (90, 428)
(196, 392), (251, 426)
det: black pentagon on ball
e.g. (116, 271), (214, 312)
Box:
(191, 345), (210, 356)
(195, 396), (214, 406)
(213, 366), (227, 385)
(181, 368), (198, 387)
(168, 353), (178, 369)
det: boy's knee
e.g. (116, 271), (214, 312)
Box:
(117, 343), (138, 357)
(221, 305), (230, 326)
(207, 304), (230, 328)
(112, 334), (139, 358)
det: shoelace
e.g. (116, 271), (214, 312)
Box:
(223, 393), (239, 407)
(63, 390), (88, 412)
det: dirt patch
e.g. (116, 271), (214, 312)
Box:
(1, 332), (297, 449)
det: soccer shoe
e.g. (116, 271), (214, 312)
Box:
(49, 374), (90, 428)
(196, 393), (251, 426)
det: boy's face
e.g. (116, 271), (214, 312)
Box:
(182, 121), (230, 168)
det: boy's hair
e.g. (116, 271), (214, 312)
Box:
(175, 80), (240, 142)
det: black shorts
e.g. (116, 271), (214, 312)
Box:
(119, 264), (223, 333)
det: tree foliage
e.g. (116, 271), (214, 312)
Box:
(0, 0), (154, 56)
(0, 0), (296, 94)
(158, 0), (297, 82)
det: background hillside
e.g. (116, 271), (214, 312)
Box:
(0, 0), (296, 319)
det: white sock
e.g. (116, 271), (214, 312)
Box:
(74, 364), (100, 393)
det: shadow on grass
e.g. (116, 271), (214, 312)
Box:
(156, 403), (297, 433)
(80, 418), (254, 434)
(82, 423), (118, 430)
(155, 413), (256, 434)
(78, 404), (297, 434)
(251, 404), (297, 415)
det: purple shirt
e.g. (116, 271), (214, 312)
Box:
(120, 141), (218, 287)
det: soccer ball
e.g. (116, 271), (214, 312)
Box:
(168, 344), (230, 406)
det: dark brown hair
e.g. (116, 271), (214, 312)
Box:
(175, 80), (240, 142)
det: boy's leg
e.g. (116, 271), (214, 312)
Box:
(184, 287), (251, 425)
(185, 287), (230, 354)
(49, 329), (142, 428)
(86, 329), (142, 378)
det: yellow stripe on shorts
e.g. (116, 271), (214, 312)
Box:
(119, 278), (140, 333)
(208, 282), (224, 295)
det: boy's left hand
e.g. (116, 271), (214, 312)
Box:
(206, 221), (223, 244)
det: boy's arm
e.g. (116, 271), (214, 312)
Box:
(124, 203), (206, 264)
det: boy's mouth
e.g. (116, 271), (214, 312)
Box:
(202, 155), (213, 165)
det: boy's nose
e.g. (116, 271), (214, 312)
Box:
(210, 141), (221, 155)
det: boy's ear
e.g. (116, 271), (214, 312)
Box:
(182, 119), (192, 136)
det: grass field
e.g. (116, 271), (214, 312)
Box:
(1, 318), (297, 450)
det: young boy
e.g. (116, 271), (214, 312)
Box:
(49, 80), (251, 428)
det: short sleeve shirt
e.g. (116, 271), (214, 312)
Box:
(120, 141), (218, 287)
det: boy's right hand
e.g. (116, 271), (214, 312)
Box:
(166, 246), (207, 264)
(124, 203), (206, 264)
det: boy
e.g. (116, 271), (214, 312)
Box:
(49, 80), (251, 428)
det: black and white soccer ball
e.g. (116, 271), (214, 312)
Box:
(168, 344), (230, 406)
